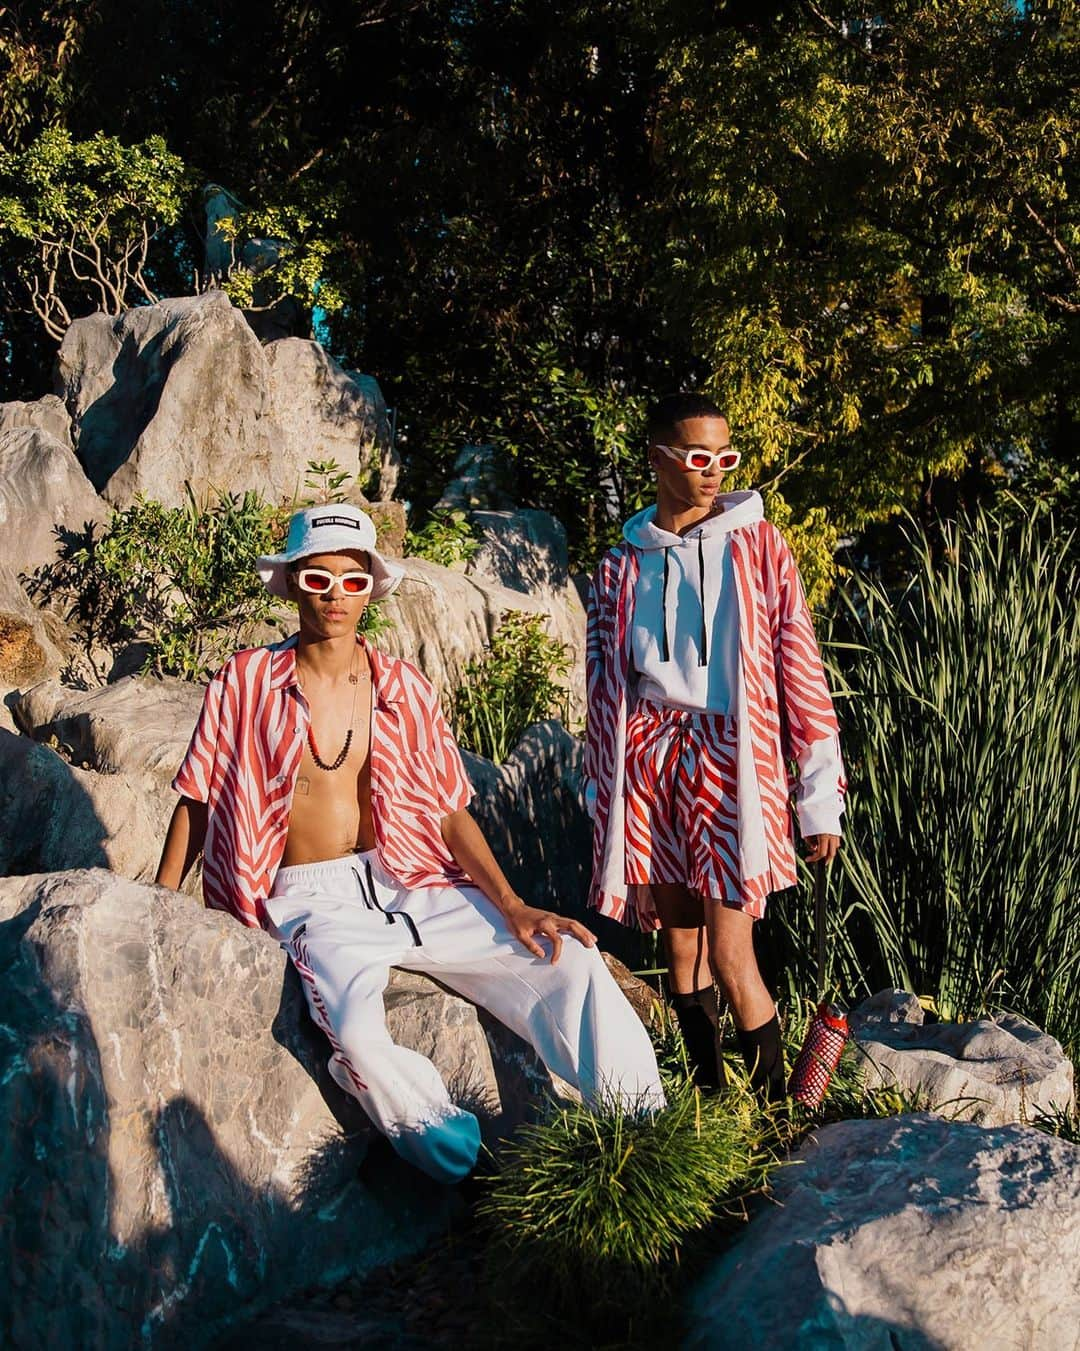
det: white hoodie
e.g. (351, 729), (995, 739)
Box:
(622, 492), (843, 839)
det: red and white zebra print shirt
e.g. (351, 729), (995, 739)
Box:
(172, 635), (472, 929)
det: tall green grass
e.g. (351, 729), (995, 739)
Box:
(771, 507), (1080, 1053)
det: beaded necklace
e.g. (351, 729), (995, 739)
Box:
(299, 646), (368, 772)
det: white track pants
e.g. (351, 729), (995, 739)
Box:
(265, 850), (666, 1184)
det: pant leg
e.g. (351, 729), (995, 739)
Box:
(390, 882), (666, 1114)
(268, 862), (482, 1184)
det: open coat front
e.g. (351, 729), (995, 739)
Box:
(584, 515), (844, 930)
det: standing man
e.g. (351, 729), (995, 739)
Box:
(585, 394), (845, 1100)
(157, 504), (664, 1183)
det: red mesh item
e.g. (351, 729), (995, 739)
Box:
(788, 1002), (849, 1108)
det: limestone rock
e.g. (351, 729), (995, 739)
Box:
(54, 292), (390, 510)
(0, 730), (173, 884)
(344, 367), (401, 501)
(14, 674), (204, 790)
(687, 1113), (1080, 1350)
(435, 444), (516, 511)
(850, 988), (1075, 1126)
(264, 338), (393, 500)
(0, 566), (62, 688)
(465, 508), (571, 600)
(378, 557), (585, 724)
(0, 392), (72, 447)
(0, 426), (105, 569)
(0, 869), (468, 1350)
(463, 720), (591, 914)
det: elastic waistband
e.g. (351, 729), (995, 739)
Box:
(272, 848), (378, 887)
(634, 696), (735, 730)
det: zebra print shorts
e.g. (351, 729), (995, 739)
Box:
(624, 698), (770, 917)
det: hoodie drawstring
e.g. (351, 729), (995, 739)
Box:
(660, 546), (671, 663)
(698, 534), (709, 667)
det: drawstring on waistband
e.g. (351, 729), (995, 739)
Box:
(352, 861), (422, 947)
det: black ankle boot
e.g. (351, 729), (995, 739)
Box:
(671, 985), (722, 1088)
(736, 1014), (786, 1103)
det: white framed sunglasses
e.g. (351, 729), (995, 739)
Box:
(294, 567), (374, 597)
(655, 442), (741, 473)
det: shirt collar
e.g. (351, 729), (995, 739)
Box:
(268, 633), (403, 703)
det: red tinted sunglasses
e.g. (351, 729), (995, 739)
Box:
(655, 443), (741, 473)
(295, 567), (374, 596)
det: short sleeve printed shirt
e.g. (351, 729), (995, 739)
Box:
(172, 636), (473, 928)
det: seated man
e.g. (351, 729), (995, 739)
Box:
(156, 503), (664, 1183)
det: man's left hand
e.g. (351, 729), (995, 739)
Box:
(501, 898), (597, 965)
(805, 834), (841, 864)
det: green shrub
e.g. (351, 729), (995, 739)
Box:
(28, 479), (387, 682)
(404, 508), (480, 568)
(451, 611), (571, 762)
(768, 507), (1080, 1055)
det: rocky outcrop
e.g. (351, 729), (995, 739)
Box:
(0, 426), (105, 569)
(264, 338), (399, 502)
(0, 392), (73, 447)
(0, 565), (64, 690)
(0, 869), (496, 1349)
(14, 675), (204, 789)
(54, 292), (393, 508)
(850, 988), (1075, 1126)
(0, 730), (173, 884)
(379, 557), (586, 725)
(465, 508), (572, 601)
(464, 720), (590, 914)
(435, 443), (516, 512)
(687, 1113), (1080, 1350)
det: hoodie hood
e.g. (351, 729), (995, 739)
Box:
(622, 490), (764, 549)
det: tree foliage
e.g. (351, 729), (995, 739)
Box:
(0, 128), (194, 338)
(0, 1), (1077, 584)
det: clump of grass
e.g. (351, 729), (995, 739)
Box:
(476, 1078), (773, 1291)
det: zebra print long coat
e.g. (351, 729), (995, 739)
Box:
(584, 517), (844, 930)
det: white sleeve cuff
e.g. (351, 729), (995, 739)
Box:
(794, 734), (846, 838)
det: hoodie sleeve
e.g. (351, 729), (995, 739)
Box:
(761, 524), (846, 837)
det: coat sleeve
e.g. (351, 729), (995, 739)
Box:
(762, 525), (847, 838)
(171, 663), (229, 803)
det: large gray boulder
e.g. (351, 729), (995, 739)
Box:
(264, 339), (399, 502)
(687, 1113), (1080, 1350)
(379, 557), (586, 725)
(14, 674), (204, 790)
(0, 426), (105, 570)
(850, 988), (1075, 1126)
(0, 869), (566, 1349)
(465, 507), (571, 601)
(0, 730), (172, 884)
(54, 292), (390, 509)
(0, 392), (73, 447)
(464, 719), (590, 914)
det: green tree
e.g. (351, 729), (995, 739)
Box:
(0, 128), (195, 340)
(654, 0), (1080, 584)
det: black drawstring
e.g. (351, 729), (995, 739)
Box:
(353, 861), (422, 946)
(660, 546), (671, 662)
(698, 534), (709, 667)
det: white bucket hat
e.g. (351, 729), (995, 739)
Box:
(257, 504), (406, 601)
